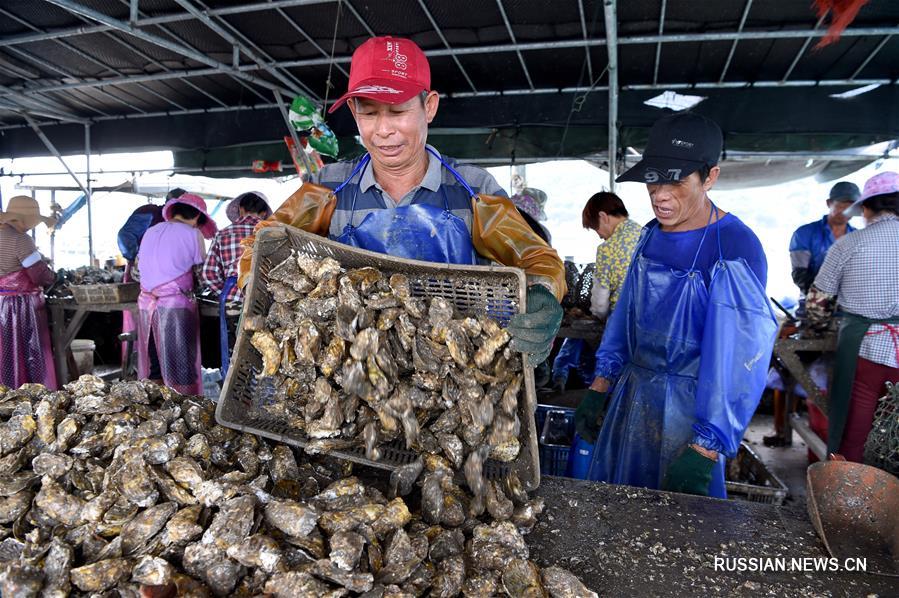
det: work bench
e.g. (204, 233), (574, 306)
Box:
(529, 476), (896, 596)
(46, 297), (240, 384)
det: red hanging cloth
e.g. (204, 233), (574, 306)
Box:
(814, 0), (870, 48)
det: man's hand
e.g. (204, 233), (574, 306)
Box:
(662, 444), (717, 496)
(590, 376), (610, 393)
(574, 389), (608, 444)
(508, 285), (563, 367)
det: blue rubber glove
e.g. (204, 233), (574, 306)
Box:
(574, 389), (608, 444)
(662, 446), (716, 496)
(508, 285), (563, 367)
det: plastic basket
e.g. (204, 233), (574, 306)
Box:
(725, 442), (789, 505)
(536, 404), (575, 477)
(70, 282), (140, 305)
(217, 225), (540, 490)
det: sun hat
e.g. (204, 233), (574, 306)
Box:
(226, 191), (273, 223)
(843, 171), (899, 217)
(0, 195), (57, 231)
(162, 193), (218, 239)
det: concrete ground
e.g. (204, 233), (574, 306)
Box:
(742, 413), (811, 506)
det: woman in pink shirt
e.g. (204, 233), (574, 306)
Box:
(137, 193), (217, 395)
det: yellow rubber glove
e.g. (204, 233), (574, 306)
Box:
(471, 194), (567, 301)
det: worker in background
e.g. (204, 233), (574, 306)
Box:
(806, 172), (899, 462)
(118, 189), (182, 279)
(510, 187), (552, 245)
(551, 192), (641, 392)
(578, 113), (777, 498)
(239, 36), (566, 367)
(789, 181), (858, 316)
(0, 196), (58, 389)
(117, 188), (183, 366)
(137, 193), (217, 395)
(200, 191), (272, 375)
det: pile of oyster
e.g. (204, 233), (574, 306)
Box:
(0, 377), (595, 597)
(246, 252), (527, 502)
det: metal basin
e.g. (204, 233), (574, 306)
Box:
(807, 460), (899, 575)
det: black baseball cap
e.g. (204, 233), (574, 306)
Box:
(827, 181), (860, 202)
(617, 112), (723, 184)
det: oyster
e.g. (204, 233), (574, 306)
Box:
(389, 458), (423, 498)
(432, 554), (466, 597)
(161, 505), (204, 546)
(121, 501), (177, 555)
(329, 530), (365, 571)
(226, 533), (283, 573)
(501, 558), (547, 597)
(251, 331), (281, 377)
(70, 558), (132, 592)
(541, 566), (598, 598)
(265, 499), (320, 538)
(202, 495), (256, 551)
(131, 555), (173, 586)
(264, 570), (336, 597)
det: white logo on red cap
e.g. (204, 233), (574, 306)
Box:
(353, 85), (402, 95)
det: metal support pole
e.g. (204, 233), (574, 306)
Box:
(273, 91), (314, 179)
(603, 0), (618, 191)
(43, 0), (295, 96)
(85, 123), (94, 266)
(22, 113), (90, 198)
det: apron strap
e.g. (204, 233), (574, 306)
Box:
(427, 147), (477, 198)
(671, 202), (716, 278)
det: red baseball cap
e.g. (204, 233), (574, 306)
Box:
(328, 36), (430, 114)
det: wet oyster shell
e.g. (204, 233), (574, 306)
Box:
(70, 557), (132, 592)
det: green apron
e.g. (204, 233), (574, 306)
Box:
(827, 312), (899, 455)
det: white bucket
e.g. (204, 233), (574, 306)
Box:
(71, 339), (95, 376)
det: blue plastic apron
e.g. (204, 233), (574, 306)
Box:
(219, 275), (237, 377)
(333, 148), (477, 265)
(588, 206), (776, 498)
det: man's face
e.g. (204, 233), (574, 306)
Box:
(827, 199), (854, 226)
(596, 212), (614, 240)
(645, 167), (719, 231)
(349, 92), (438, 172)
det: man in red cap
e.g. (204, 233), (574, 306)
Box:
(240, 36), (566, 367)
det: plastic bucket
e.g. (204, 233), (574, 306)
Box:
(565, 433), (595, 479)
(71, 339), (95, 376)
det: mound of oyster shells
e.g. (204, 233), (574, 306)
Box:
(0, 377), (595, 597)
(247, 252), (528, 506)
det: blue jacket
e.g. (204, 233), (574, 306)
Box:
(789, 215), (854, 295)
(117, 204), (164, 261)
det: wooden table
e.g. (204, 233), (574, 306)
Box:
(46, 297), (138, 385)
(46, 297), (242, 385)
(557, 318), (604, 349)
(770, 333), (838, 458)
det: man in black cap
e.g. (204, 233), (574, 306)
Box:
(574, 112), (777, 498)
(789, 181), (859, 313)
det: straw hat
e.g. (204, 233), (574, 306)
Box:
(0, 195), (57, 231)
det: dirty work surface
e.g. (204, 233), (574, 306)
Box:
(528, 477), (898, 596)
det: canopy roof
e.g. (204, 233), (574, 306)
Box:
(0, 0), (897, 174)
